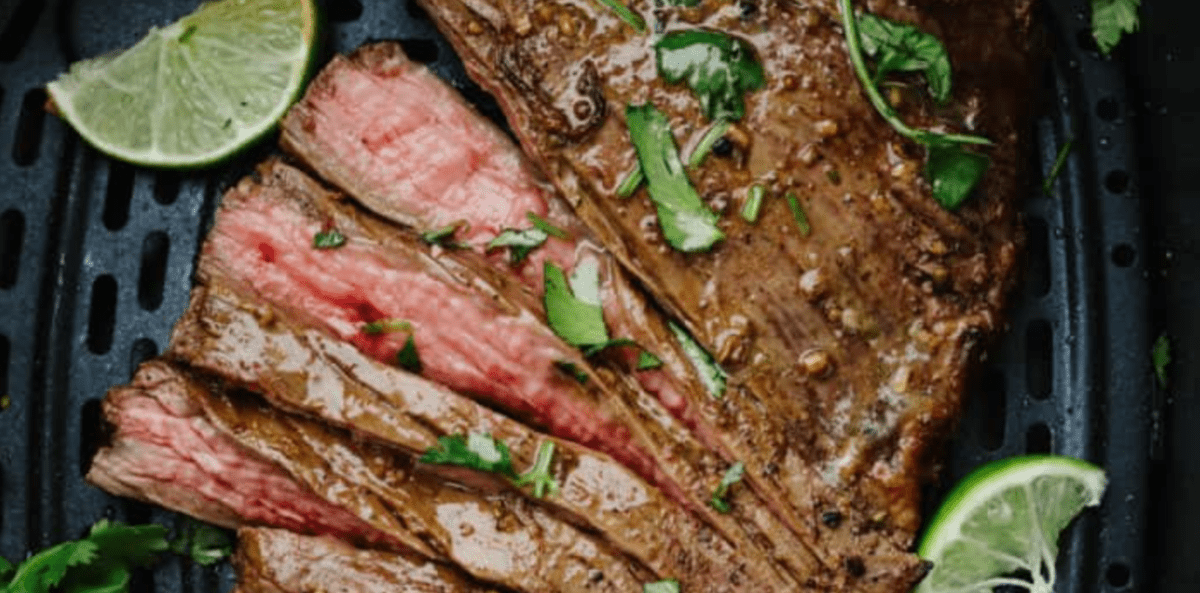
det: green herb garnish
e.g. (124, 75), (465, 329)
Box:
(544, 261), (609, 347)
(362, 319), (413, 334)
(709, 461), (745, 513)
(313, 228), (346, 249)
(637, 350), (664, 370)
(2, 520), (169, 593)
(839, 0), (991, 210)
(527, 212), (569, 239)
(396, 334), (423, 374)
(487, 228), (548, 264)
(1092, 0), (1141, 55)
(1153, 333), (1170, 389)
(857, 13), (952, 103)
(1043, 139), (1074, 196)
(616, 167), (645, 198)
(512, 441), (560, 498)
(687, 119), (732, 168)
(625, 103), (724, 252)
(421, 434), (561, 497)
(655, 30), (765, 122)
(169, 521), (233, 567)
(644, 579), (681, 593)
(420, 221), (468, 248)
(741, 185), (765, 222)
(593, 0), (647, 32)
(669, 321), (726, 398)
(554, 360), (590, 384)
(785, 192), (812, 236)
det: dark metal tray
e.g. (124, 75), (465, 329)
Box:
(0, 0), (1153, 591)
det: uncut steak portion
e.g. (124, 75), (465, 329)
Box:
(233, 528), (483, 593)
(280, 42), (845, 572)
(416, 0), (1032, 586)
(196, 159), (830, 585)
(169, 281), (800, 591)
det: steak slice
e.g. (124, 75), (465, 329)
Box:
(86, 360), (397, 549)
(233, 528), (482, 593)
(414, 0), (1034, 587)
(195, 159), (833, 584)
(170, 280), (804, 591)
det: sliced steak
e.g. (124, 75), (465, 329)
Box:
(86, 361), (399, 549)
(170, 280), (803, 591)
(234, 528), (482, 593)
(412, 0), (1034, 588)
(195, 159), (831, 584)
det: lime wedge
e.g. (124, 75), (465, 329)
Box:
(46, 0), (318, 168)
(915, 455), (1106, 593)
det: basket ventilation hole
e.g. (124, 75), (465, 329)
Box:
(1026, 423), (1052, 454)
(1105, 170), (1130, 194)
(87, 275), (118, 355)
(13, 88), (46, 166)
(1096, 98), (1120, 121)
(1025, 320), (1053, 400)
(129, 338), (158, 380)
(399, 38), (439, 64)
(325, 0), (363, 22)
(1026, 217), (1050, 298)
(0, 0), (44, 62)
(0, 333), (9, 398)
(137, 232), (169, 312)
(79, 398), (103, 477)
(0, 209), (25, 289)
(1075, 28), (1100, 54)
(405, 0), (431, 20)
(979, 367), (1006, 452)
(1106, 563), (1130, 588)
(153, 171), (180, 206)
(1111, 244), (1136, 267)
(103, 162), (135, 231)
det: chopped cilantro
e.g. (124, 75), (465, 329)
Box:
(169, 520), (233, 567)
(593, 0), (647, 32)
(313, 228), (346, 249)
(644, 579), (681, 593)
(420, 221), (468, 248)
(1153, 333), (1170, 389)
(554, 360), (590, 384)
(512, 441), (561, 498)
(625, 103), (724, 252)
(857, 13), (953, 103)
(637, 350), (664, 370)
(527, 212), (569, 239)
(741, 185), (765, 223)
(709, 461), (745, 513)
(420, 433), (518, 477)
(396, 335), (423, 374)
(1043, 139), (1074, 196)
(362, 319), (413, 335)
(487, 228), (548, 264)
(926, 144), (990, 210)
(655, 30), (765, 122)
(785, 192), (812, 236)
(687, 119), (732, 168)
(544, 261), (610, 347)
(669, 321), (726, 398)
(1092, 0), (1141, 55)
(616, 166), (645, 198)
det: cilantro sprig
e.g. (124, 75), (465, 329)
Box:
(669, 321), (726, 398)
(857, 14), (952, 103)
(838, 0), (992, 210)
(655, 30), (765, 122)
(544, 261), (659, 366)
(2, 521), (169, 593)
(420, 434), (560, 498)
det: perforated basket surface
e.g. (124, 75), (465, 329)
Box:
(0, 0), (1153, 591)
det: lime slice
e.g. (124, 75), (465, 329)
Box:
(46, 0), (318, 168)
(915, 455), (1107, 593)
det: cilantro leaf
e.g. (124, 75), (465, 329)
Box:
(655, 30), (765, 122)
(857, 14), (952, 103)
(420, 221), (468, 248)
(313, 228), (346, 249)
(644, 579), (681, 593)
(544, 262), (610, 347)
(553, 360), (590, 384)
(396, 335), (423, 374)
(594, 0), (646, 32)
(1092, 0), (1141, 55)
(625, 103), (724, 252)
(637, 350), (664, 370)
(1153, 333), (1170, 389)
(669, 321), (726, 398)
(527, 212), (569, 240)
(169, 521), (233, 567)
(7, 540), (100, 592)
(86, 520), (170, 567)
(362, 319), (413, 334)
(1043, 139), (1074, 196)
(925, 144), (989, 210)
(420, 433), (518, 478)
(487, 228), (549, 265)
(512, 441), (560, 498)
(709, 461), (745, 513)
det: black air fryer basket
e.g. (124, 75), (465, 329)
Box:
(0, 1), (1153, 591)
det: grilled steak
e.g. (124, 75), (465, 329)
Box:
(86, 360), (399, 549)
(412, 0), (1034, 588)
(233, 528), (482, 593)
(194, 159), (838, 585)
(170, 280), (802, 590)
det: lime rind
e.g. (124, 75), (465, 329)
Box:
(915, 455), (1106, 593)
(46, 0), (317, 168)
